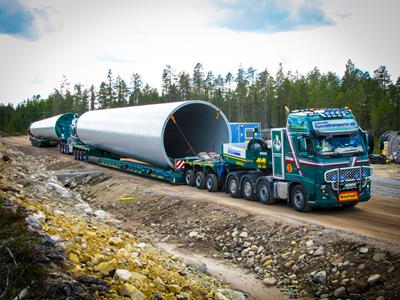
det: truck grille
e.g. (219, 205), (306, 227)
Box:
(324, 166), (372, 191)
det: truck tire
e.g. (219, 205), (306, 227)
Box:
(195, 171), (206, 189)
(73, 149), (77, 159)
(291, 185), (311, 212)
(206, 174), (218, 192)
(257, 180), (276, 204)
(185, 170), (195, 186)
(228, 176), (242, 198)
(242, 177), (256, 200)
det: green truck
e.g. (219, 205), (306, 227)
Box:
(181, 108), (373, 211)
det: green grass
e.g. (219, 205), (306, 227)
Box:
(0, 198), (63, 299)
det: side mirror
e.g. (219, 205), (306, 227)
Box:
(362, 130), (374, 154)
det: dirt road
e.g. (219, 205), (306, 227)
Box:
(2, 136), (400, 250)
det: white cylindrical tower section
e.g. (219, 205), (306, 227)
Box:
(76, 100), (231, 168)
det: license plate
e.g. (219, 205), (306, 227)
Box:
(338, 191), (359, 202)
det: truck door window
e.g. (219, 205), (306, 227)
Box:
(245, 128), (254, 139)
(298, 137), (314, 156)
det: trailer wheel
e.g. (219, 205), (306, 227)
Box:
(195, 171), (206, 189)
(242, 178), (256, 200)
(257, 180), (276, 204)
(228, 176), (242, 198)
(291, 185), (311, 212)
(185, 170), (195, 186)
(206, 174), (218, 192)
(73, 149), (77, 159)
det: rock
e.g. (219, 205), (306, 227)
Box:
(376, 296), (385, 300)
(130, 272), (147, 283)
(94, 258), (117, 274)
(215, 292), (229, 300)
(189, 231), (198, 238)
(263, 276), (278, 286)
(94, 209), (109, 219)
(217, 289), (245, 300)
(314, 246), (324, 256)
(49, 235), (62, 244)
(154, 277), (166, 291)
(349, 293), (361, 300)
(76, 275), (110, 292)
(119, 283), (145, 299)
(47, 181), (72, 199)
(367, 274), (382, 286)
(298, 254), (306, 260)
(108, 236), (123, 247)
(313, 271), (327, 284)
(114, 269), (132, 282)
(357, 264), (366, 271)
(239, 231), (248, 239)
(358, 246), (369, 254)
(334, 287), (347, 298)
(372, 253), (386, 262)
(347, 280), (368, 294)
(117, 248), (130, 258)
(168, 284), (182, 294)
(196, 262), (207, 273)
(75, 203), (92, 215)
(68, 252), (80, 264)
(387, 266), (395, 273)
(305, 240), (314, 247)
(25, 215), (42, 229)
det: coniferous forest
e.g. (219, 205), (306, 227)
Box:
(0, 60), (399, 140)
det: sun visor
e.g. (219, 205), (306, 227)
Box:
(312, 119), (359, 135)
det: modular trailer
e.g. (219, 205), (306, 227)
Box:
(31, 104), (374, 212)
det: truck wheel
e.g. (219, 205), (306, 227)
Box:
(291, 185), (311, 212)
(185, 170), (195, 186)
(73, 149), (77, 159)
(228, 176), (242, 198)
(257, 180), (276, 204)
(59, 143), (63, 152)
(206, 174), (218, 192)
(242, 178), (256, 200)
(195, 171), (206, 189)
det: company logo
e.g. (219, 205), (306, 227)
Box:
(287, 164), (293, 173)
(228, 147), (241, 156)
(273, 135), (282, 152)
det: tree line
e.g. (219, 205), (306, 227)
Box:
(0, 60), (399, 140)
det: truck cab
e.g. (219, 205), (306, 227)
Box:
(271, 108), (373, 211)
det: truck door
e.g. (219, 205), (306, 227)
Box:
(288, 133), (316, 190)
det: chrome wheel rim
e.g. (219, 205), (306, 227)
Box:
(244, 182), (252, 197)
(294, 191), (304, 207)
(229, 179), (237, 194)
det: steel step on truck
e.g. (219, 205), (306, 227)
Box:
(29, 102), (373, 212)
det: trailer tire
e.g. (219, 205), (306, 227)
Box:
(242, 177), (256, 200)
(73, 149), (77, 159)
(257, 180), (275, 204)
(291, 184), (311, 212)
(228, 176), (242, 198)
(185, 170), (195, 186)
(195, 171), (206, 189)
(206, 174), (218, 192)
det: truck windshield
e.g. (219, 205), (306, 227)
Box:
(316, 133), (366, 156)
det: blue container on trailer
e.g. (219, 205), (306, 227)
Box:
(229, 122), (261, 143)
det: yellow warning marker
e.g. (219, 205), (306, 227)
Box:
(119, 197), (134, 201)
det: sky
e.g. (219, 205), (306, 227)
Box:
(0, 0), (399, 104)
